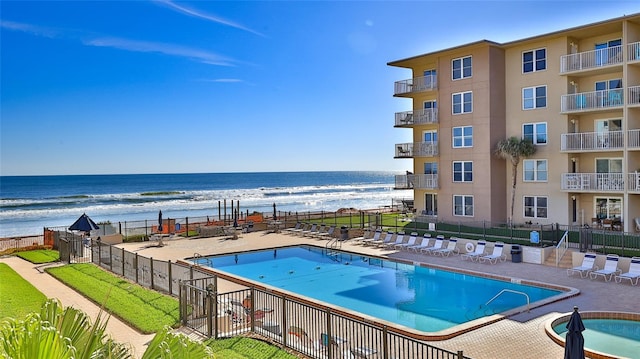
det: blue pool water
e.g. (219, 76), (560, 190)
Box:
(554, 319), (640, 359)
(194, 246), (562, 333)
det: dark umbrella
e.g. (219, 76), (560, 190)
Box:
(273, 203), (277, 220)
(564, 306), (585, 359)
(158, 210), (163, 233)
(69, 213), (100, 233)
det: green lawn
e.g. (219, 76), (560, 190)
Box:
(15, 249), (60, 264)
(0, 263), (47, 320)
(207, 337), (298, 359)
(46, 263), (179, 334)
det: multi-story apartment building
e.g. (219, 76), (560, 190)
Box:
(389, 13), (640, 233)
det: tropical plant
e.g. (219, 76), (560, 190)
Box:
(0, 298), (213, 359)
(494, 136), (536, 222)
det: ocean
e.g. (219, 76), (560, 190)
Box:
(0, 171), (411, 238)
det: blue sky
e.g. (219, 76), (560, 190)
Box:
(1, 1), (638, 176)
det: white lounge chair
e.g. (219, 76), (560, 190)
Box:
(567, 253), (598, 278)
(385, 232), (405, 249)
(395, 232), (419, 250)
(376, 231), (396, 247)
(361, 229), (383, 246)
(615, 257), (640, 285)
(590, 254), (621, 281)
(432, 238), (459, 256)
(286, 222), (305, 235)
(352, 228), (373, 244)
(461, 240), (486, 261)
(293, 223), (312, 236)
(407, 234), (432, 253)
(303, 223), (320, 237)
(478, 242), (507, 264)
(316, 225), (336, 240)
(420, 236), (444, 255)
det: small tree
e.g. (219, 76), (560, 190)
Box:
(494, 136), (536, 223)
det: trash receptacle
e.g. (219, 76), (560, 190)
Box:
(340, 226), (349, 241)
(511, 245), (522, 263)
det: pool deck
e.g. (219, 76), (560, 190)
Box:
(3, 230), (638, 358)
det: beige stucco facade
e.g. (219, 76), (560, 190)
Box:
(389, 13), (640, 233)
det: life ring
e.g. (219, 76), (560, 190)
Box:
(465, 242), (475, 253)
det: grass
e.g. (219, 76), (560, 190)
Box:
(207, 337), (298, 359)
(0, 263), (47, 320)
(46, 263), (179, 334)
(15, 249), (60, 264)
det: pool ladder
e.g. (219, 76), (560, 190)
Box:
(325, 238), (342, 262)
(485, 289), (530, 312)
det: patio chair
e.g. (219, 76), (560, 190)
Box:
(361, 229), (383, 246)
(352, 228), (373, 244)
(384, 232), (405, 249)
(590, 254), (621, 281)
(407, 234), (432, 253)
(461, 240), (486, 261)
(635, 217), (640, 232)
(301, 223), (318, 236)
(615, 257), (640, 285)
(287, 326), (318, 350)
(375, 231), (396, 247)
(304, 223), (321, 237)
(284, 222), (303, 235)
(567, 253), (598, 278)
(432, 238), (459, 256)
(316, 225), (336, 240)
(420, 236), (445, 255)
(395, 232), (419, 250)
(478, 242), (507, 264)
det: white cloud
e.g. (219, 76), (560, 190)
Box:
(155, 0), (266, 37)
(0, 20), (59, 38)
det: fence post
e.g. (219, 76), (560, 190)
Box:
(150, 258), (154, 289)
(326, 308), (332, 359)
(206, 283), (214, 338)
(135, 253), (139, 283)
(186, 217), (189, 238)
(121, 247), (125, 275)
(281, 294), (288, 348)
(457, 350), (464, 359)
(382, 325), (388, 359)
(109, 245), (113, 272)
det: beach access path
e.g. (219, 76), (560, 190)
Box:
(2, 230), (639, 359)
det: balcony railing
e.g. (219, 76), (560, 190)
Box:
(630, 129), (640, 149)
(395, 142), (438, 158)
(629, 85), (640, 106)
(394, 75), (437, 95)
(561, 172), (625, 191)
(394, 108), (438, 127)
(560, 45), (623, 73)
(560, 89), (623, 113)
(395, 174), (439, 190)
(628, 172), (640, 192)
(560, 131), (624, 151)
(628, 41), (640, 62)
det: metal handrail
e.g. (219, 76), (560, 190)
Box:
(556, 231), (569, 267)
(485, 289), (530, 312)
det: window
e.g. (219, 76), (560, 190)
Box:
(453, 161), (473, 182)
(453, 195), (473, 216)
(523, 123), (547, 144)
(452, 126), (473, 148)
(423, 69), (437, 90)
(523, 86), (546, 109)
(595, 39), (621, 66)
(452, 91), (472, 114)
(452, 56), (472, 80)
(524, 196), (547, 218)
(595, 158), (622, 173)
(423, 130), (438, 143)
(523, 159), (547, 181)
(523, 48), (546, 73)
(595, 197), (621, 219)
(424, 193), (438, 216)
(424, 162), (438, 175)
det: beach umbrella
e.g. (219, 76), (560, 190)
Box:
(158, 210), (163, 233)
(69, 213), (99, 233)
(564, 306), (585, 359)
(273, 203), (277, 220)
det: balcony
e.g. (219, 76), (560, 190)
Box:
(560, 131), (624, 152)
(560, 88), (623, 113)
(628, 172), (640, 192)
(628, 42), (640, 62)
(561, 172), (625, 192)
(394, 75), (437, 96)
(629, 85), (640, 106)
(630, 129), (640, 150)
(560, 45), (623, 74)
(394, 108), (438, 127)
(395, 142), (438, 158)
(395, 174), (438, 190)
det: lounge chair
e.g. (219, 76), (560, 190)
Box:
(567, 253), (598, 278)
(420, 236), (444, 255)
(395, 232), (418, 250)
(376, 231), (396, 247)
(292, 223), (311, 236)
(287, 326), (318, 350)
(590, 254), (621, 281)
(284, 222), (303, 235)
(316, 225), (336, 240)
(615, 257), (640, 285)
(432, 238), (459, 257)
(461, 240), (486, 261)
(635, 217), (640, 232)
(352, 228), (373, 244)
(361, 229), (383, 246)
(384, 232), (405, 249)
(478, 242), (507, 264)
(301, 223), (318, 236)
(304, 223), (321, 237)
(408, 234), (432, 252)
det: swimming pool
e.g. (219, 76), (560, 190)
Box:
(549, 312), (640, 359)
(192, 245), (572, 334)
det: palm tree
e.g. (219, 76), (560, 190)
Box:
(0, 298), (213, 359)
(495, 136), (537, 223)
